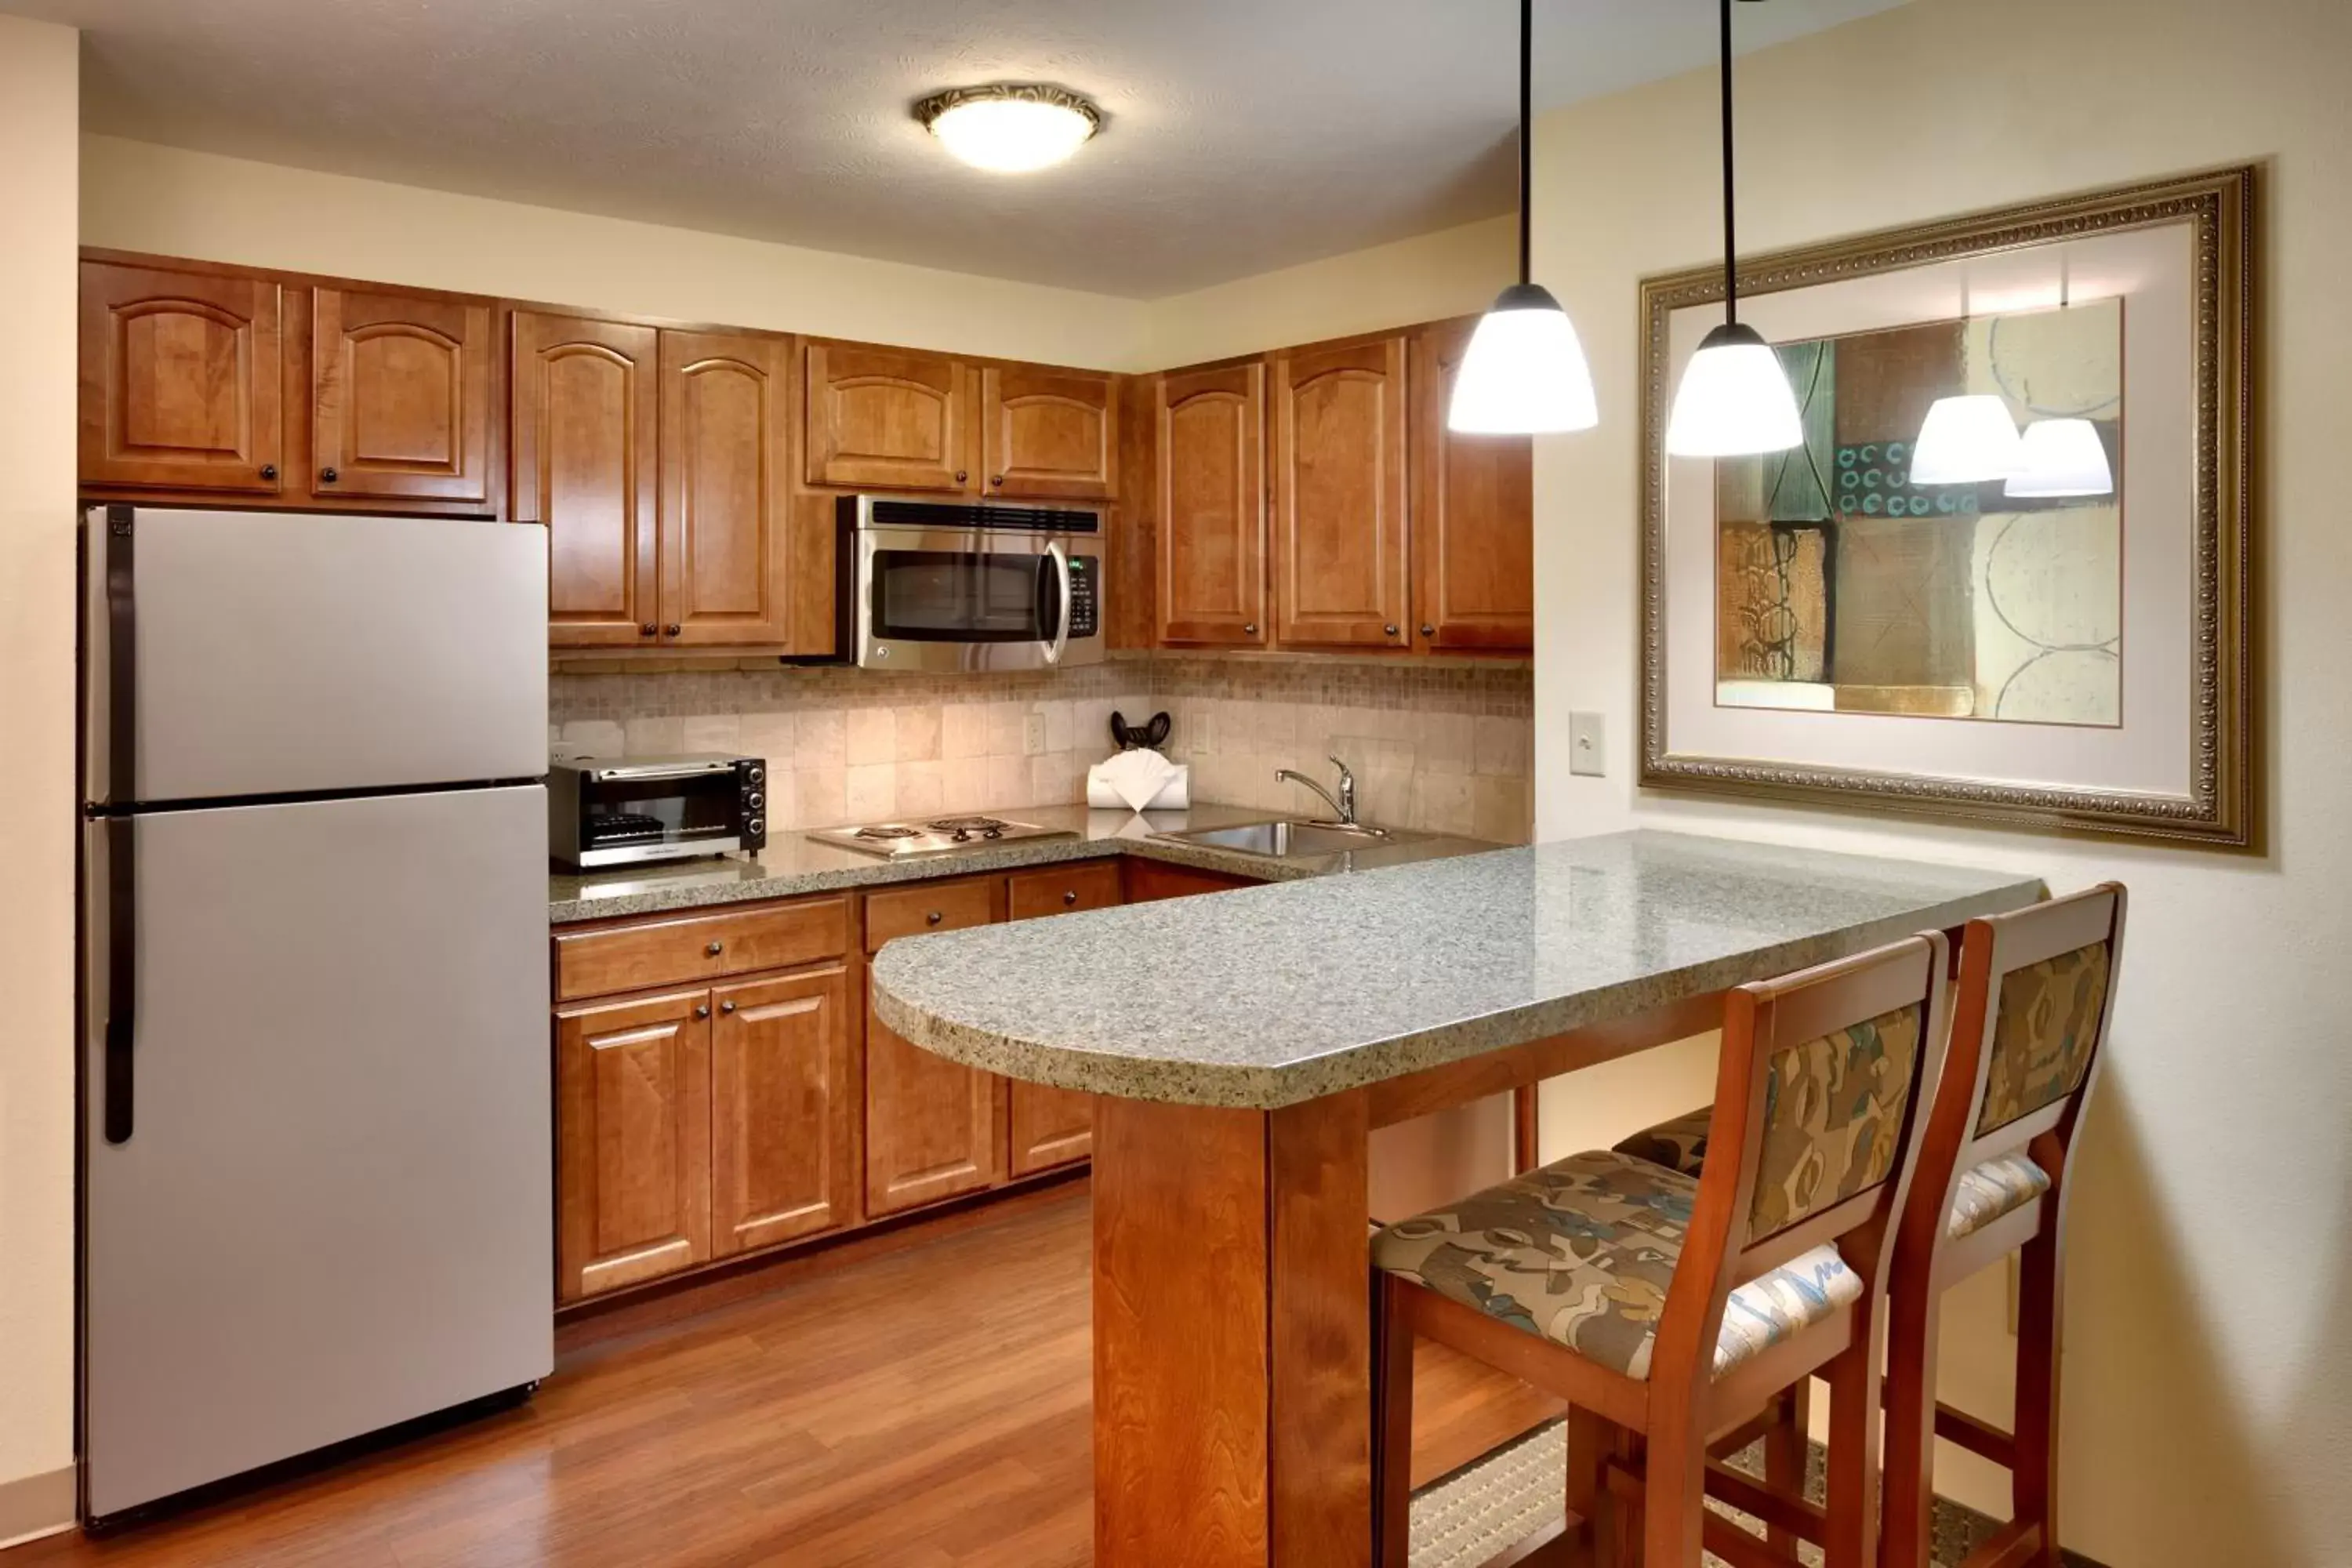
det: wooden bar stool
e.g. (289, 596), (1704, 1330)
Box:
(1611, 884), (2126, 1568)
(1370, 932), (1953, 1567)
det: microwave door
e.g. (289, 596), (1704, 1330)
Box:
(858, 527), (1057, 672)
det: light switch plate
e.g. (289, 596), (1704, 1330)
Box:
(1569, 711), (1606, 778)
(1023, 713), (1047, 756)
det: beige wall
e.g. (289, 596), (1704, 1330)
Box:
(1526, 0), (2352, 1562)
(0, 13), (81, 1545)
(1145, 213), (1515, 366)
(80, 135), (1156, 372)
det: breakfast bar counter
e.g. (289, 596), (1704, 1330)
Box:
(869, 829), (2044, 1567)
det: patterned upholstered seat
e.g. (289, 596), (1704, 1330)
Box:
(1610, 1111), (2053, 1241)
(1370, 1149), (1862, 1381)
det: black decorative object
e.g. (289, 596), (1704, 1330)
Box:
(1109, 710), (1171, 751)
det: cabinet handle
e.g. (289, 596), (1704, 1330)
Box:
(665, 623), (682, 637)
(720, 1000), (737, 1014)
(693, 1004), (710, 1020)
(926, 910), (943, 926)
(1243, 622), (1258, 636)
(954, 469), (969, 484)
(259, 463), (278, 481)
(991, 474), (1005, 487)
(1421, 623), (1436, 637)
(640, 623), (657, 637)
(706, 941), (724, 956)
(319, 466), (338, 485)
(1384, 623), (1399, 637)
(1063, 889), (1079, 906)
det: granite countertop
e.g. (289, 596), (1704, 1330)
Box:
(548, 801), (1496, 923)
(868, 830), (2046, 1111)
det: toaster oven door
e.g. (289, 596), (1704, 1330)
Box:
(854, 526), (1102, 671)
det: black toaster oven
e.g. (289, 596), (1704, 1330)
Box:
(548, 754), (767, 869)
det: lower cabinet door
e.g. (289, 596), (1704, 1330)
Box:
(711, 966), (857, 1256)
(1009, 1081), (1094, 1176)
(865, 982), (1007, 1218)
(555, 989), (713, 1302)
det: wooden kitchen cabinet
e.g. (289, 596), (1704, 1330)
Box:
(865, 985), (1007, 1217)
(1123, 858), (1261, 904)
(555, 988), (713, 1303)
(1272, 332), (1410, 649)
(512, 310), (662, 648)
(710, 965), (857, 1255)
(308, 285), (495, 506)
(979, 365), (1117, 501)
(1156, 361), (1269, 646)
(661, 330), (794, 648)
(1410, 318), (1535, 652)
(1003, 861), (1123, 1174)
(78, 260), (284, 495)
(804, 340), (975, 493)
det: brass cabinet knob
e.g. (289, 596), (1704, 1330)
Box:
(1063, 889), (1079, 906)
(1420, 623), (1436, 637)
(1384, 623), (1399, 637)
(259, 463), (278, 481)
(1243, 622), (1258, 636)
(693, 1004), (710, 1019)
(706, 941), (724, 956)
(640, 623), (657, 637)
(319, 466), (338, 484)
(720, 1000), (737, 1014)
(665, 623), (681, 637)
(991, 474), (1005, 486)
(926, 910), (943, 925)
(954, 469), (969, 484)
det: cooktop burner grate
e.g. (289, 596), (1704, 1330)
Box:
(927, 816), (1010, 833)
(853, 824), (923, 840)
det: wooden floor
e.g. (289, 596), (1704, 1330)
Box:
(9, 1183), (1559, 1567)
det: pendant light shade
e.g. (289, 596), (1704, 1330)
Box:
(1450, 283), (1600, 434)
(1663, 0), (1802, 459)
(1446, 0), (1599, 435)
(1665, 323), (1805, 457)
(2005, 417), (2114, 498)
(1911, 394), (2024, 485)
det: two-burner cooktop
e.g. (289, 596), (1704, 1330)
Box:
(805, 815), (1074, 859)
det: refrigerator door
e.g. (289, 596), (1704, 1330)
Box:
(82, 786), (552, 1519)
(84, 508), (548, 806)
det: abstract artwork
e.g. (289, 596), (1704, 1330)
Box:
(1639, 167), (2254, 847)
(1711, 301), (2123, 727)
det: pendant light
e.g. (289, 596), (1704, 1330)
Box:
(1664, 0), (1803, 458)
(2003, 266), (2114, 499)
(1910, 281), (2023, 485)
(1447, 0), (1599, 435)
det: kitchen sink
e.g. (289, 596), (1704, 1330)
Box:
(1149, 819), (1433, 859)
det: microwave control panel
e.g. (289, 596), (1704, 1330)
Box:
(1068, 554), (1099, 638)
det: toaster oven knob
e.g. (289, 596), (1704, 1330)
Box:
(747, 790), (764, 810)
(747, 818), (764, 836)
(746, 764), (765, 785)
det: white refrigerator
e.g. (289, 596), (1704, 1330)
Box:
(78, 506), (554, 1523)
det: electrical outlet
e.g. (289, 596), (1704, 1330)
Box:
(1569, 711), (1606, 777)
(1023, 713), (1047, 756)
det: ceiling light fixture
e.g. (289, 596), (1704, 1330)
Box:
(914, 85), (1101, 174)
(1447, 0), (1599, 435)
(1664, 0), (1803, 458)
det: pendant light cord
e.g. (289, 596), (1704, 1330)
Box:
(1517, 0), (1533, 287)
(1719, 0), (1737, 324)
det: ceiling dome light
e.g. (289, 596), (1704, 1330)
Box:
(1447, 0), (1599, 434)
(1911, 394), (2025, 485)
(1664, 0), (1802, 459)
(914, 85), (1100, 173)
(2005, 417), (2114, 498)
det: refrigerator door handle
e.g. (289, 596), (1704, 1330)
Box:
(104, 506), (136, 807)
(103, 816), (136, 1144)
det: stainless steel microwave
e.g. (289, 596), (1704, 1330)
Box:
(549, 754), (768, 869)
(832, 495), (1104, 671)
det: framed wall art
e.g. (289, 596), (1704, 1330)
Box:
(1638, 165), (2253, 845)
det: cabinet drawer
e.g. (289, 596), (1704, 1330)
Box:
(556, 898), (850, 1001)
(1007, 860), (1123, 921)
(865, 876), (1000, 951)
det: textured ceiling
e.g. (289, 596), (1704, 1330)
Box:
(19, 0), (1913, 296)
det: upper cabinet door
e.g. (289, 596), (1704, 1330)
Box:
(978, 366), (1116, 501)
(79, 261), (283, 495)
(1273, 335), (1410, 649)
(804, 341), (973, 493)
(309, 286), (495, 506)
(710, 965), (856, 1255)
(1411, 318), (1535, 652)
(660, 331), (792, 648)
(512, 312), (661, 649)
(1156, 362), (1268, 647)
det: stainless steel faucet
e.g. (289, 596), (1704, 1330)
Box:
(1275, 756), (1358, 826)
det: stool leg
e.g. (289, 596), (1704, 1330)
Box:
(1566, 1406), (1610, 1568)
(1882, 1264), (1943, 1568)
(1375, 1276), (1417, 1568)
(1640, 1420), (1707, 1566)
(2013, 1225), (2066, 1566)
(1821, 1305), (1885, 1568)
(1611, 1426), (1647, 1568)
(1763, 1380), (1810, 1559)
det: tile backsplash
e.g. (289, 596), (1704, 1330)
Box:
(550, 655), (1533, 842)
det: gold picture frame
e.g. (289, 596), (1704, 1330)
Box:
(1637, 165), (2254, 846)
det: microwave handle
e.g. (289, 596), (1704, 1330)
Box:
(1044, 541), (1073, 666)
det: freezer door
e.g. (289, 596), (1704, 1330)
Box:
(82, 786), (552, 1518)
(84, 508), (548, 805)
